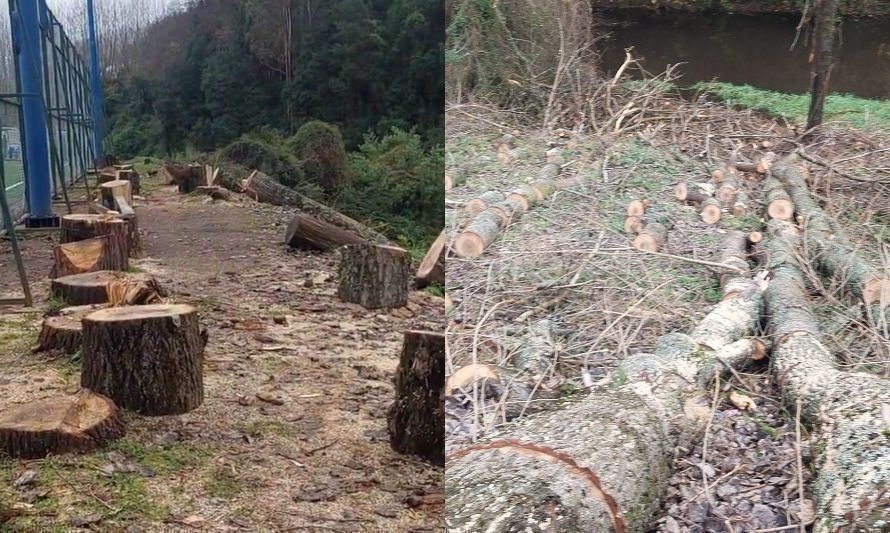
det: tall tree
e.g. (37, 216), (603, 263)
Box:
(805, 0), (840, 133)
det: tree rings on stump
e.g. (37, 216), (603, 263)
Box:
(764, 178), (794, 221)
(387, 330), (445, 465)
(0, 390), (125, 458)
(81, 304), (205, 415)
(338, 244), (411, 309)
(33, 305), (106, 355)
(700, 198), (722, 224)
(50, 270), (163, 307)
(60, 214), (127, 245)
(52, 235), (128, 279)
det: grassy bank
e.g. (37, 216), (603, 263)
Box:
(696, 82), (890, 131)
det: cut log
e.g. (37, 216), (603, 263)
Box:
(530, 180), (557, 201)
(700, 197), (722, 224)
(195, 185), (232, 201)
(52, 235), (128, 279)
(748, 231), (763, 244)
(224, 170), (390, 244)
(100, 180), (134, 216)
(0, 390), (125, 459)
(626, 199), (649, 217)
(764, 218), (890, 530)
(50, 271), (163, 307)
(387, 330), (445, 465)
(731, 189), (749, 216)
(756, 152), (778, 174)
(733, 161), (758, 173)
(486, 201), (517, 227)
(32, 304), (105, 354)
(495, 133), (515, 151)
(716, 175), (739, 205)
(415, 230), (445, 289)
(285, 213), (366, 252)
(446, 233), (766, 531)
(464, 191), (504, 218)
(763, 177), (794, 221)
(675, 182), (712, 205)
(774, 156), (890, 309)
(81, 304), (205, 416)
(337, 244), (411, 309)
(506, 185), (540, 212)
(632, 221), (667, 252)
(623, 215), (644, 234)
(445, 164), (470, 192)
(710, 164), (728, 184)
(453, 211), (502, 259)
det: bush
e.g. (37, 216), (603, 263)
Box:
(219, 134), (305, 189)
(286, 121), (349, 193)
(339, 128), (443, 254)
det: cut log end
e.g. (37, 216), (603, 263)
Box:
(748, 231), (764, 244)
(446, 363), (501, 395)
(626, 199), (648, 217)
(767, 199), (794, 221)
(0, 390), (125, 459)
(415, 231), (446, 289)
(453, 233), (485, 259)
(674, 182), (688, 201)
(700, 199), (722, 225)
(624, 216), (644, 234)
(632, 222), (666, 252)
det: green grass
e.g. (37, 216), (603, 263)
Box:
(203, 467), (243, 499)
(696, 82), (890, 131)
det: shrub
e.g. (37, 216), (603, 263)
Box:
(286, 121), (349, 193)
(219, 134), (305, 188)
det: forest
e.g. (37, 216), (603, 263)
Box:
(101, 0), (444, 251)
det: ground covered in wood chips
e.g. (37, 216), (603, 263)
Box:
(445, 91), (889, 530)
(0, 170), (444, 531)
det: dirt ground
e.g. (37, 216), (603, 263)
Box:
(444, 95), (890, 530)
(0, 172), (444, 532)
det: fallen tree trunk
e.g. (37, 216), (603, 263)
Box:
(415, 230), (445, 289)
(388, 330), (445, 465)
(285, 213), (366, 252)
(81, 304), (205, 416)
(453, 211), (502, 259)
(763, 177), (794, 221)
(773, 155), (889, 308)
(0, 390), (124, 459)
(764, 219), (890, 530)
(446, 232), (766, 531)
(337, 243), (411, 308)
(464, 191), (504, 218)
(632, 220), (667, 252)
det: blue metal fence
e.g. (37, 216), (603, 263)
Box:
(2, 0), (101, 229)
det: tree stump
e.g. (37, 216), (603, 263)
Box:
(388, 331), (445, 465)
(338, 244), (411, 309)
(60, 214), (128, 248)
(50, 271), (164, 307)
(87, 205), (143, 258)
(174, 165), (203, 194)
(285, 213), (367, 252)
(97, 169), (118, 187)
(52, 235), (128, 279)
(100, 180), (134, 215)
(415, 230), (445, 289)
(0, 390), (125, 459)
(81, 304), (206, 415)
(116, 168), (141, 195)
(33, 305), (106, 354)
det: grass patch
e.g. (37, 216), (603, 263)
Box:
(203, 467), (243, 499)
(45, 296), (67, 314)
(108, 438), (212, 474)
(240, 420), (298, 440)
(721, 214), (764, 232)
(696, 82), (890, 131)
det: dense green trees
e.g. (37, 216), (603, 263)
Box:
(104, 0), (443, 251)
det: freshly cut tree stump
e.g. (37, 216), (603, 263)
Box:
(387, 330), (445, 465)
(60, 214), (127, 245)
(81, 304), (205, 415)
(51, 235), (128, 279)
(97, 169), (118, 186)
(116, 168), (141, 195)
(632, 222), (667, 252)
(50, 271), (163, 306)
(764, 178), (794, 221)
(100, 180), (134, 215)
(33, 305), (105, 354)
(453, 211), (502, 259)
(464, 191), (504, 218)
(415, 230), (445, 289)
(0, 390), (125, 459)
(285, 213), (367, 252)
(338, 244), (411, 309)
(700, 197), (722, 224)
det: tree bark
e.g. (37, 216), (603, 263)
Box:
(764, 219), (890, 530)
(81, 304), (206, 416)
(52, 235), (128, 279)
(87, 204), (143, 258)
(32, 304), (106, 354)
(285, 213), (367, 252)
(674, 182), (711, 205)
(453, 210), (502, 259)
(50, 271), (164, 307)
(0, 390), (125, 459)
(337, 244), (411, 309)
(115, 168), (141, 195)
(415, 230), (445, 289)
(806, 0), (840, 133)
(632, 221), (667, 252)
(195, 186), (232, 201)
(60, 214), (127, 247)
(763, 177), (794, 221)
(464, 191), (504, 218)
(446, 232), (766, 531)
(388, 330), (445, 465)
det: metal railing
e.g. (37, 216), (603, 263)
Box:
(2, 0), (100, 229)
